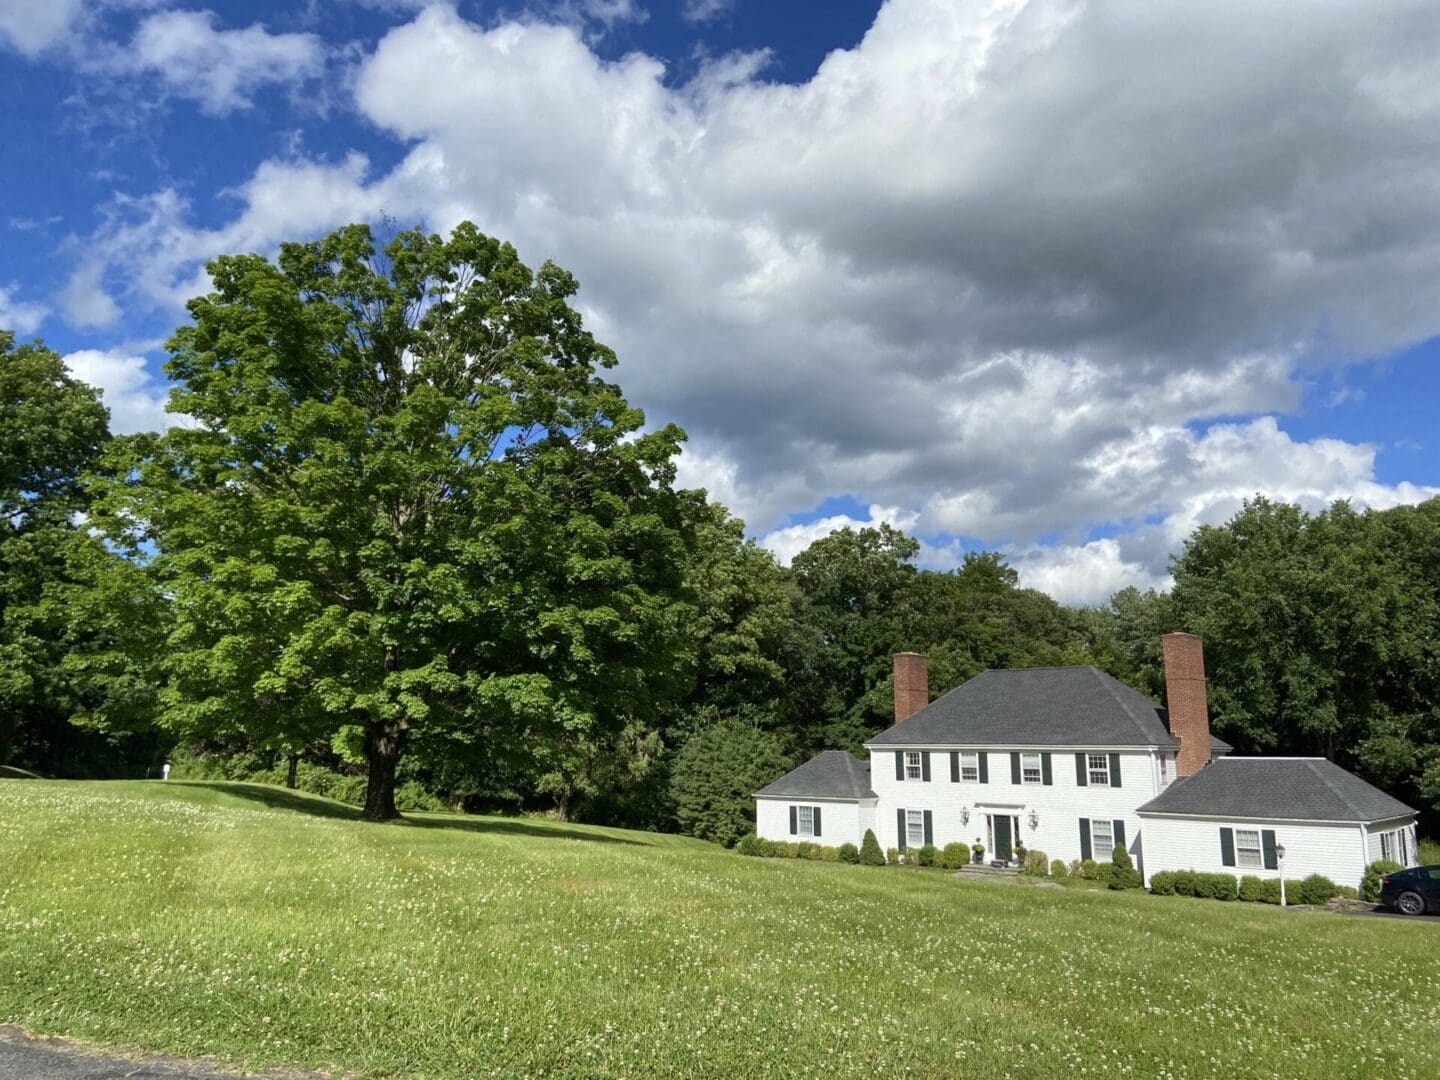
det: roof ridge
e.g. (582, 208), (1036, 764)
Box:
(1306, 758), (1365, 818)
(1091, 667), (1160, 743)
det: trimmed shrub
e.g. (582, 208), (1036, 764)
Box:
(771, 841), (797, 859)
(859, 830), (885, 867)
(939, 842), (969, 870)
(1298, 873), (1339, 906)
(1148, 870), (1177, 895)
(1362, 859), (1404, 903)
(1238, 875), (1265, 902)
(735, 833), (762, 856)
(838, 842), (860, 865)
(1335, 885), (1357, 900)
(1023, 850), (1050, 877)
(1257, 878), (1282, 904)
(1050, 858), (1068, 880)
(1195, 872), (1238, 900)
(1173, 870), (1197, 897)
(755, 837), (776, 858)
(1108, 845), (1142, 890)
(1095, 862), (1116, 888)
(886, 847), (900, 866)
(1068, 860), (1083, 878)
(917, 843), (938, 867)
(1079, 859), (1101, 881)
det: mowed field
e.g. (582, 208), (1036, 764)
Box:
(1, 781), (1437, 1079)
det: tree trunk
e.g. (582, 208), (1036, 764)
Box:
(555, 788), (573, 823)
(362, 721), (403, 822)
(286, 751), (299, 790)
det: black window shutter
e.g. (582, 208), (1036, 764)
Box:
(922, 752), (932, 782)
(895, 752), (904, 781)
(1079, 818), (1092, 861)
(897, 808), (907, 850)
(813, 807), (822, 838)
(1075, 753), (1088, 787)
(978, 752), (989, 783)
(789, 806), (797, 835)
(1042, 753), (1053, 786)
(1262, 829), (1277, 870)
(1219, 827), (1235, 866)
(1109, 753), (1122, 788)
(1113, 819), (1126, 853)
(950, 752), (959, 782)
(1010, 752), (1021, 784)
(923, 810), (934, 846)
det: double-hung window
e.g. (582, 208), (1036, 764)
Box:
(1087, 754), (1110, 786)
(1379, 828), (1410, 865)
(1021, 752), (1042, 784)
(1090, 819), (1114, 860)
(959, 752), (980, 782)
(1235, 828), (1263, 868)
(1158, 755), (1170, 789)
(904, 751), (923, 781)
(796, 805), (815, 837)
(905, 809), (925, 848)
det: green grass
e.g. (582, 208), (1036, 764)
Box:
(1, 781), (1437, 1079)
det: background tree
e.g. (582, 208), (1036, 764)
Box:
(0, 331), (163, 774)
(92, 223), (696, 820)
(668, 709), (793, 846)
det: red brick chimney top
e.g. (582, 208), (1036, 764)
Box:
(893, 652), (929, 725)
(1162, 632), (1211, 777)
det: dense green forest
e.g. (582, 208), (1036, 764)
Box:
(3, 223), (1438, 839)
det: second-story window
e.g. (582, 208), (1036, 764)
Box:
(904, 751), (922, 781)
(959, 752), (979, 782)
(1158, 755), (1170, 789)
(1021, 752), (1042, 784)
(1088, 754), (1110, 786)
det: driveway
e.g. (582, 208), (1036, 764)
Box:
(0, 1027), (325, 1080)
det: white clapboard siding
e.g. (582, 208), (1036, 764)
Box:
(1364, 816), (1420, 867)
(868, 748), (1164, 866)
(1140, 813), (1370, 890)
(755, 797), (872, 846)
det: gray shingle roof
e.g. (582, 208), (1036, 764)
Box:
(1136, 757), (1415, 822)
(755, 751), (875, 800)
(868, 666), (1180, 748)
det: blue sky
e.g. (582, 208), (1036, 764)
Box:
(3, 1), (1438, 604)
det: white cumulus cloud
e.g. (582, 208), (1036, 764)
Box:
(62, 348), (174, 435)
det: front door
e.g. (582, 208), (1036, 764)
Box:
(993, 814), (1012, 862)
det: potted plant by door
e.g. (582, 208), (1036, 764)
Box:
(1014, 842), (1027, 867)
(971, 839), (985, 865)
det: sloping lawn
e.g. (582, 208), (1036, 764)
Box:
(1, 780), (1436, 1079)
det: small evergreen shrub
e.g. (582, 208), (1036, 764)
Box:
(939, 842), (968, 870)
(1079, 859), (1101, 881)
(1148, 870), (1176, 895)
(1023, 850), (1050, 877)
(1238, 875), (1265, 902)
(1362, 859), (1404, 903)
(1049, 858), (1068, 880)
(1095, 862), (1115, 888)
(1108, 846), (1142, 890)
(771, 841), (797, 859)
(1068, 859), (1083, 878)
(1298, 873), (1339, 906)
(735, 833), (762, 856)
(1173, 870), (1197, 897)
(859, 830), (885, 867)
(795, 841), (819, 860)
(755, 837), (776, 857)
(1335, 885), (1357, 900)
(886, 847), (900, 866)
(1257, 878), (1282, 904)
(918, 843), (938, 867)
(838, 842), (860, 865)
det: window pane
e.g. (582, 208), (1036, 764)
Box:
(1022, 753), (1042, 784)
(960, 752), (978, 781)
(905, 751), (922, 780)
(1091, 820), (1113, 859)
(1088, 753), (1109, 785)
(1236, 829), (1262, 868)
(907, 810), (925, 846)
(797, 806), (814, 837)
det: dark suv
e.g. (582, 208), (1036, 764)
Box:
(1379, 865), (1440, 916)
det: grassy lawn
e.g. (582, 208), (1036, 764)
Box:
(1, 780), (1437, 1079)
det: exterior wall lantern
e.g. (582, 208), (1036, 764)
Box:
(1028, 809), (1040, 830)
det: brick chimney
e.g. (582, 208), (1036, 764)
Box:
(893, 652), (929, 724)
(1162, 632), (1211, 777)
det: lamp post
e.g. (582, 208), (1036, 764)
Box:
(1276, 843), (1287, 907)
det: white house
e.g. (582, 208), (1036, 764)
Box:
(755, 633), (1418, 891)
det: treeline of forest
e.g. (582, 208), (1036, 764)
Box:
(3, 222), (1439, 841)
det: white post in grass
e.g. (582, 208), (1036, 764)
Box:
(1277, 842), (1287, 907)
(162, 763), (171, 781)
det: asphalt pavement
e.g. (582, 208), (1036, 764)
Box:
(0, 1028), (322, 1080)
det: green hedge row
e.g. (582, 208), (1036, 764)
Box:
(1149, 869), (1358, 904)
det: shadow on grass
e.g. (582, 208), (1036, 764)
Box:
(179, 781), (648, 845)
